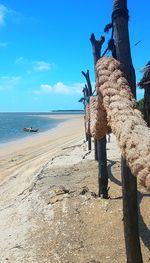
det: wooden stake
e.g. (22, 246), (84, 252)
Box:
(121, 158), (143, 263)
(81, 70), (93, 151)
(112, 0), (143, 261)
(90, 33), (109, 198)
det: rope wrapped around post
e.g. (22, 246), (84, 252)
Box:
(94, 56), (150, 191)
(89, 95), (107, 140)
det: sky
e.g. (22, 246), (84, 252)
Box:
(0, 0), (149, 112)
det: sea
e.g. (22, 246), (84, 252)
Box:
(0, 111), (83, 144)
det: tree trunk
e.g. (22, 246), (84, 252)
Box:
(112, 0), (143, 262)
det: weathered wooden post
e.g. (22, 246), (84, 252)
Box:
(90, 34), (105, 66)
(90, 33), (109, 198)
(138, 62), (150, 127)
(90, 34), (105, 162)
(84, 84), (89, 141)
(81, 70), (93, 151)
(79, 85), (88, 141)
(112, 0), (143, 262)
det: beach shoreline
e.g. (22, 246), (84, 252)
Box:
(0, 114), (83, 150)
(0, 114), (84, 185)
(0, 114), (84, 155)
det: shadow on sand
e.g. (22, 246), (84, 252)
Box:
(107, 158), (150, 251)
(138, 192), (150, 251)
(107, 159), (122, 186)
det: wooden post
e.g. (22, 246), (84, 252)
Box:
(90, 33), (109, 198)
(97, 136), (108, 197)
(82, 85), (88, 141)
(90, 33), (105, 65)
(143, 84), (150, 127)
(81, 70), (92, 96)
(90, 33), (105, 162)
(93, 138), (98, 161)
(112, 0), (143, 262)
(81, 70), (93, 151)
(121, 159), (143, 263)
(138, 62), (150, 128)
(113, 0), (136, 97)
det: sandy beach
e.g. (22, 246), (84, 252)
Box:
(0, 114), (149, 263)
(0, 114), (84, 182)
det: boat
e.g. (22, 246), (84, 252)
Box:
(23, 127), (39, 132)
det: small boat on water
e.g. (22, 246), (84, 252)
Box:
(23, 127), (39, 132)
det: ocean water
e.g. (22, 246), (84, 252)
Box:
(0, 112), (65, 144)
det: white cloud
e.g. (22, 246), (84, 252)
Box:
(39, 84), (52, 93)
(0, 4), (8, 26)
(33, 61), (52, 72)
(0, 76), (21, 90)
(14, 57), (55, 75)
(0, 4), (26, 27)
(34, 81), (85, 95)
(72, 82), (88, 94)
(0, 4), (17, 26)
(54, 82), (70, 94)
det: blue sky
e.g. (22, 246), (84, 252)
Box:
(0, 0), (149, 112)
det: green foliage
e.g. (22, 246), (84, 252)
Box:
(136, 99), (144, 113)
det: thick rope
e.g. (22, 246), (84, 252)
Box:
(95, 56), (150, 191)
(89, 95), (107, 140)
